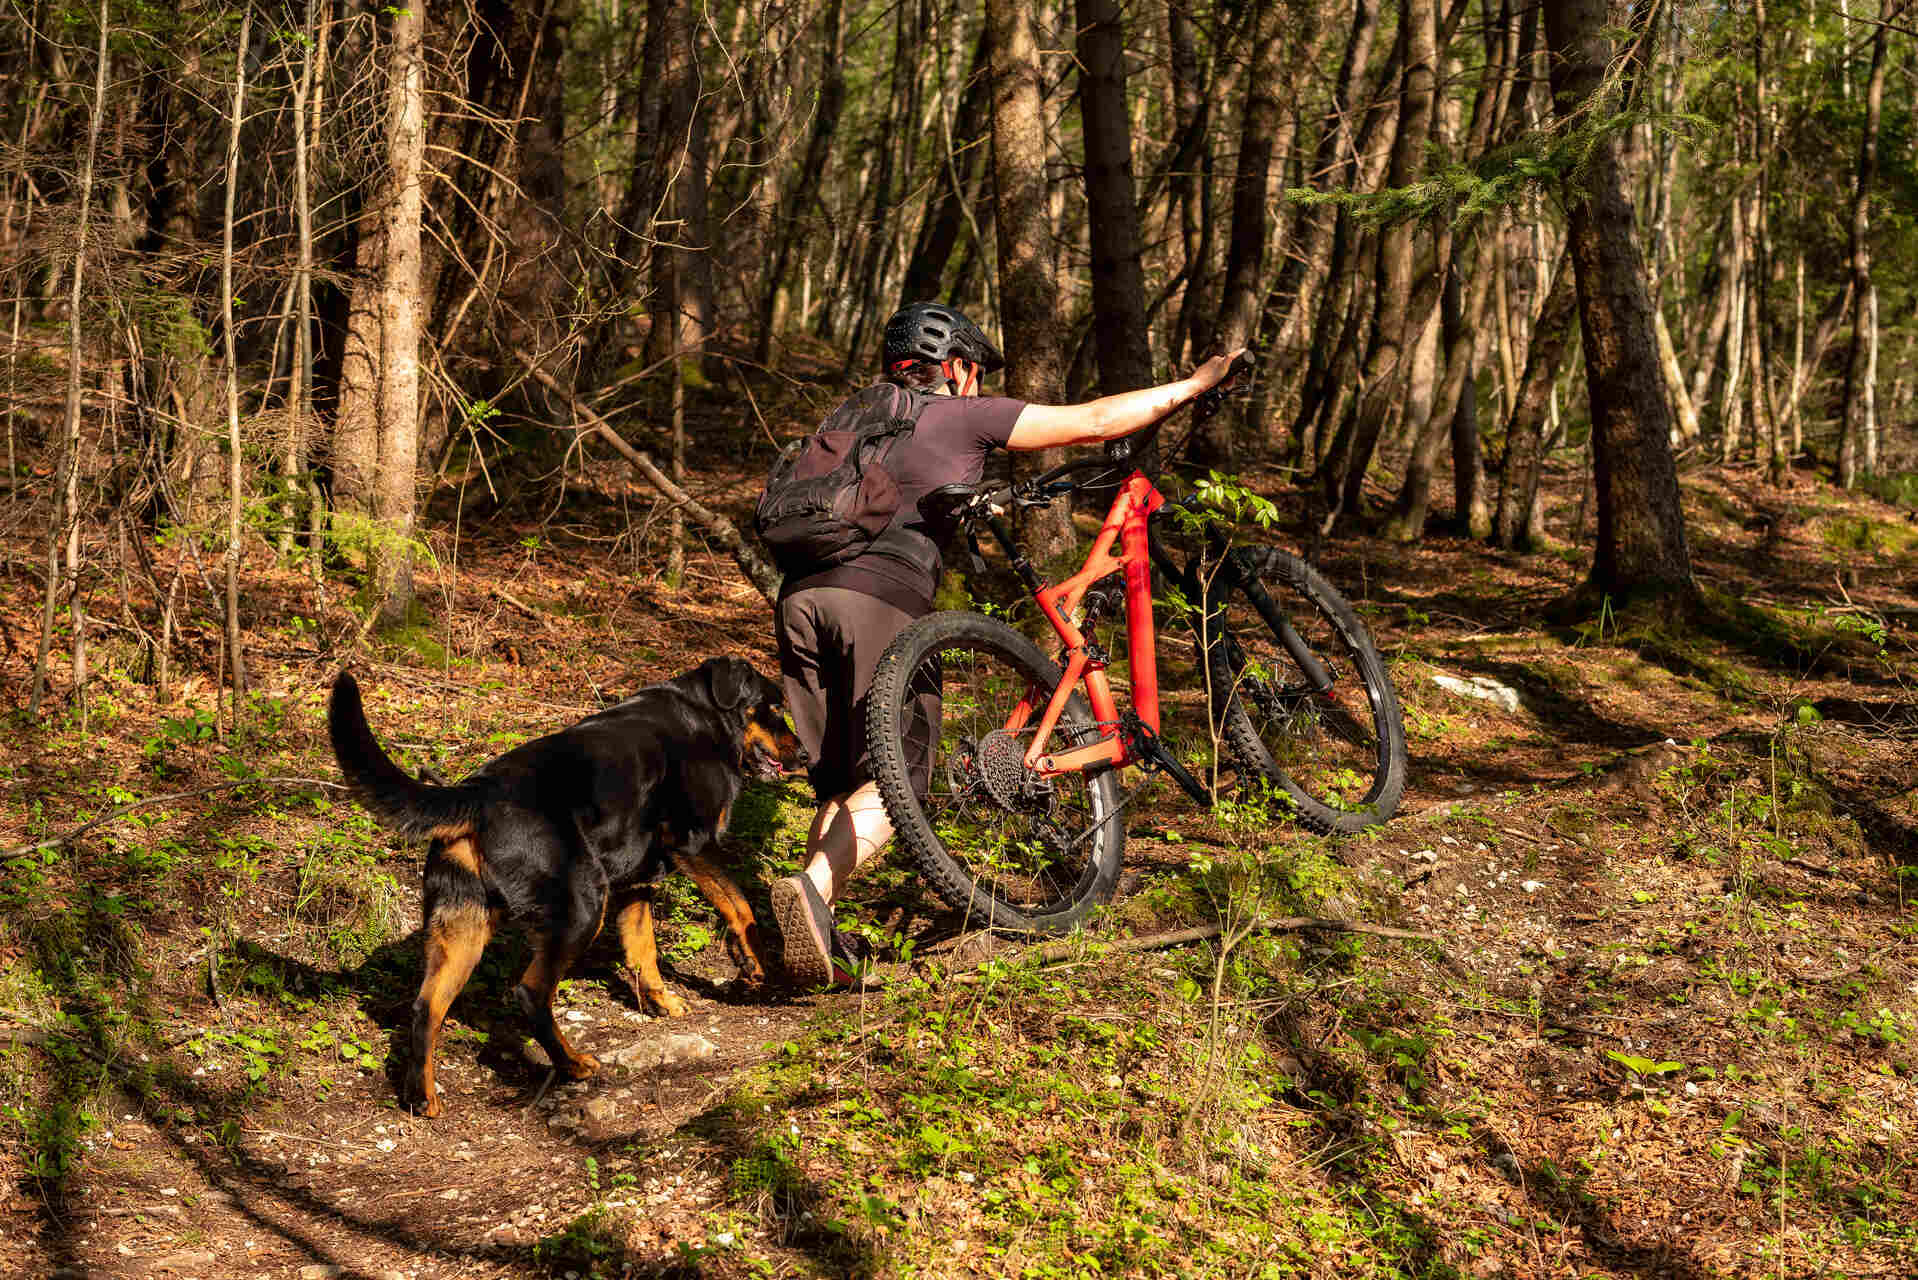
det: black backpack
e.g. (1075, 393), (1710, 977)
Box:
(754, 383), (928, 577)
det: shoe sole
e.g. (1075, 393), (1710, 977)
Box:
(772, 878), (832, 986)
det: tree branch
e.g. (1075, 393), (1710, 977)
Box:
(1, 777), (348, 863)
(519, 358), (783, 602)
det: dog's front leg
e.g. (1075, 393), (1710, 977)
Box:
(670, 849), (769, 988)
(614, 894), (690, 1017)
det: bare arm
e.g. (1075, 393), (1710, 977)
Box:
(1005, 351), (1245, 452)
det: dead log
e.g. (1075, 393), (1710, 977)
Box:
(521, 361), (782, 602)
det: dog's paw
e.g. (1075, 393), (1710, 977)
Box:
(564, 1052), (601, 1079)
(642, 987), (689, 1018)
(403, 1070), (440, 1118)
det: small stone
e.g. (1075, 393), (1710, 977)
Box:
(438, 1187), (461, 1200)
(148, 1252), (218, 1275)
(1411, 848), (1438, 863)
(1431, 673), (1523, 714)
(583, 1097), (620, 1127)
(662, 1033), (717, 1064)
(1521, 880), (1545, 894)
(158, 1187), (179, 1197)
(300, 1267), (345, 1280)
(563, 1010), (589, 1023)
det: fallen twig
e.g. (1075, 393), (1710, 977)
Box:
(495, 588), (558, 629)
(0, 776), (346, 862)
(954, 916), (1447, 981)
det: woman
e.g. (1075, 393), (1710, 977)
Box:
(771, 301), (1243, 985)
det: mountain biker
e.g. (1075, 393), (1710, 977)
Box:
(770, 300), (1244, 986)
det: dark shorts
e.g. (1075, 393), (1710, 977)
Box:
(775, 586), (936, 800)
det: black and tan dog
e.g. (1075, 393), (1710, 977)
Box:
(327, 657), (806, 1117)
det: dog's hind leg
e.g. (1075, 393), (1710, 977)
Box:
(409, 899), (496, 1118)
(514, 930), (602, 1080)
(613, 894), (689, 1017)
(670, 850), (769, 987)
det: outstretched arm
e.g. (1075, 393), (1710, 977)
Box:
(1005, 350), (1245, 452)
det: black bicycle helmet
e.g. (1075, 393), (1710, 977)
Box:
(882, 302), (1006, 375)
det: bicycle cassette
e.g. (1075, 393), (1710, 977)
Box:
(975, 729), (1054, 813)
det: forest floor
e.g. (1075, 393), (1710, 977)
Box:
(0, 392), (1915, 1278)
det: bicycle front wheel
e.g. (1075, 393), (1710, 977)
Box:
(1206, 548), (1407, 832)
(865, 611), (1125, 935)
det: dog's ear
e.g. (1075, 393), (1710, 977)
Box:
(704, 657), (761, 711)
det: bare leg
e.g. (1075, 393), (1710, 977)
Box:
(802, 781), (893, 903)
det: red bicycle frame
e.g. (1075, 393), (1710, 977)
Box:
(1000, 470), (1167, 778)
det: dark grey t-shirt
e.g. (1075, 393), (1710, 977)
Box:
(783, 393), (1026, 615)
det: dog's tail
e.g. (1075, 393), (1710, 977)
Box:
(328, 672), (487, 838)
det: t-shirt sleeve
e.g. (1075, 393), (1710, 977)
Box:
(964, 396), (1026, 449)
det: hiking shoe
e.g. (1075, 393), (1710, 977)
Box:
(830, 926), (885, 990)
(773, 874), (881, 989)
(773, 874), (838, 986)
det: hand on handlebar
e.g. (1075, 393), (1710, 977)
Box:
(1193, 347), (1250, 394)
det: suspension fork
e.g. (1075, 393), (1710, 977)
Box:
(1150, 521), (1338, 695)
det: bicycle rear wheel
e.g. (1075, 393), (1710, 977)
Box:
(1206, 547), (1407, 832)
(865, 611), (1125, 934)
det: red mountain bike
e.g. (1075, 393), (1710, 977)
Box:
(864, 359), (1407, 933)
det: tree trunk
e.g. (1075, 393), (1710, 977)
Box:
(332, 210), (383, 523)
(1213, 0), (1288, 353)
(29, 0), (108, 719)
(1075, 0), (1153, 395)
(647, 0), (714, 371)
(221, 4), (253, 712)
(1317, 0), (1438, 524)
(1751, 0), (1785, 483)
(284, 2), (322, 557)
(1388, 248), (1494, 540)
(899, 28), (989, 307)
(1838, 0), (1891, 489)
(1491, 248), (1577, 550)
(1543, 0), (1693, 602)
(1269, 0), (1379, 367)
(1718, 197), (1747, 460)
(1164, 0), (1206, 367)
(842, 0), (917, 368)
(1653, 304), (1699, 443)
(756, 0), (846, 362)
(987, 0), (1070, 561)
(372, 0), (426, 622)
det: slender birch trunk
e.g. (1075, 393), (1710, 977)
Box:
(222, 5), (254, 718)
(1838, 0), (1890, 488)
(282, 5), (320, 555)
(372, 0), (425, 621)
(28, 0), (110, 719)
